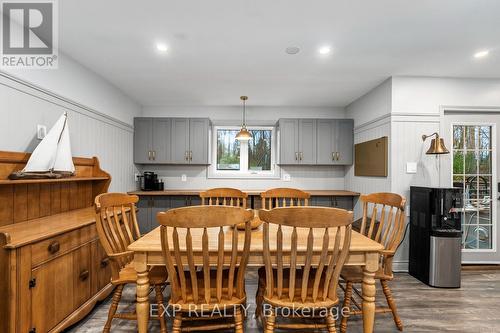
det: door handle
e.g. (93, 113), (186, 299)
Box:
(79, 269), (90, 281)
(189, 151), (193, 161)
(299, 152), (303, 161)
(336, 152), (340, 161)
(185, 151), (189, 161)
(148, 151), (152, 160)
(295, 152), (298, 161)
(47, 241), (60, 254)
(332, 152), (335, 161)
(152, 150), (156, 160)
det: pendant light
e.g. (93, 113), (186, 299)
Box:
(235, 96), (252, 141)
(422, 133), (450, 154)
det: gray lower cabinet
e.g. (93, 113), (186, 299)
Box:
(316, 119), (354, 165)
(136, 196), (152, 234)
(311, 196), (354, 210)
(134, 117), (210, 165)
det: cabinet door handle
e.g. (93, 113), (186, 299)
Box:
(148, 151), (152, 160)
(185, 151), (189, 161)
(299, 152), (303, 161)
(336, 152), (340, 161)
(295, 152), (298, 160)
(332, 152), (335, 161)
(189, 151), (193, 161)
(47, 241), (60, 254)
(100, 257), (109, 268)
(79, 269), (90, 281)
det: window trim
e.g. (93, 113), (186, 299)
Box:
(208, 125), (280, 179)
(449, 121), (497, 253)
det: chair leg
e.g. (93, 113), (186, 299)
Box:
(103, 284), (124, 333)
(235, 306), (244, 333)
(172, 313), (182, 333)
(264, 308), (276, 333)
(381, 280), (403, 331)
(154, 284), (167, 333)
(255, 278), (264, 319)
(326, 310), (337, 333)
(340, 281), (353, 333)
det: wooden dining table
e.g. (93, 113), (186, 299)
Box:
(128, 224), (384, 333)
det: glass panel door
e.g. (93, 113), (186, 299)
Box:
(452, 125), (493, 250)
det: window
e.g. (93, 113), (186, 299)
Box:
(452, 124), (494, 250)
(210, 126), (277, 178)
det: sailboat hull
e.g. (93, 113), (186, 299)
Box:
(8, 171), (73, 180)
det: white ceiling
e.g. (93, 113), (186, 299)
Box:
(59, 0), (500, 107)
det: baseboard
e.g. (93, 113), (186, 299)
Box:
(392, 261), (408, 272)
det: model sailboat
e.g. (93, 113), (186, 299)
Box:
(9, 113), (75, 179)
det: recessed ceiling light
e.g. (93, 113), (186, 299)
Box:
(318, 46), (332, 55)
(156, 43), (168, 52)
(474, 50), (489, 58)
(285, 46), (300, 55)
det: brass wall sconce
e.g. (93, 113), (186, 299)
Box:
(422, 133), (449, 155)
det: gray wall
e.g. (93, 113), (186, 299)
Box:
(139, 105), (348, 190)
(0, 72), (141, 192)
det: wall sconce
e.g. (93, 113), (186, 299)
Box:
(422, 133), (449, 155)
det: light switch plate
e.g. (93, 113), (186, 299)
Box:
(406, 162), (417, 174)
(181, 174), (187, 182)
(283, 173), (291, 181)
(37, 124), (47, 140)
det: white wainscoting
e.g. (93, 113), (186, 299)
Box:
(0, 74), (137, 192)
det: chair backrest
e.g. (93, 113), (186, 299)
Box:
(260, 188), (310, 210)
(199, 187), (248, 208)
(94, 193), (141, 280)
(358, 193), (406, 274)
(158, 206), (254, 304)
(259, 207), (353, 304)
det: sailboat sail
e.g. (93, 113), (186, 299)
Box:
(9, 113), (75, 179)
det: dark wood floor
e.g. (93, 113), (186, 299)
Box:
(66, 269), (500, 332)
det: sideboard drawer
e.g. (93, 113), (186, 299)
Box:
(31, 226), (95, 266)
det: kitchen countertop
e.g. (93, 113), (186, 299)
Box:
(128, 189), (360, 197)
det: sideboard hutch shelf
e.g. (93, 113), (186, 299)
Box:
(0, 151), (113, 333)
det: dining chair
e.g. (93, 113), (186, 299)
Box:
(158, 205), (254, 333)
(339, 192), (406, 332)
(260, 188), (310, 209)
(94, 193), (168, 333)
(200, 187), (248, 208)
(257, 206), (353, 332)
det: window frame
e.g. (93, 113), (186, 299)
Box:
(208, 125), (280, 179)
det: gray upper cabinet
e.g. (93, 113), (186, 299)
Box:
(134, 118), (153, 164)
(298, 119), (317, 164)
(334, 119), (354, 165)
(189, 118), (209, 164)
(278, 119), (300, 164)
(279, 118), (353, 166)
(278, 119), (317, 165)
(134, 117), (210, 165)
(134, 118), (171, 164)
(316, 119), (353, 165)
(170, 118), (190, 163)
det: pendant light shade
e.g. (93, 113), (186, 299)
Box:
(422, 133), (449, 155)
(236, 96), (252, 141)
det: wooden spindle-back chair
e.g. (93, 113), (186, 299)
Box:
(158, 206), (254, 333)
(94, 193), (167, 333)
(260, 188), (310, 210)
(257, 207), (353, 332)
(340, 192), (406, 332)
(200, 187), (248, 208)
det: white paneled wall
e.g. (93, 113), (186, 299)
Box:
(0, 75), (137, 192)
(345, 116), (392, 218)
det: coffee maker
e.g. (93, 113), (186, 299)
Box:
(409, 186), (463, 288)
(140, 171), (163, 191)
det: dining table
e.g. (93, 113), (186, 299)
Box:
(128, 223), (384, 333)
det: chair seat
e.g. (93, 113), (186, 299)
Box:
(169, 268), (246, 311)
(341, 265), (392, 283)
(258, 267), (339, 309)
(112, 264), (168, 285)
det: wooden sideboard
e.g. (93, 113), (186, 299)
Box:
(0, 151), (113, 333)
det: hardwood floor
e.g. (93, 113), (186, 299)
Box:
(66, 269), (500, 332)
